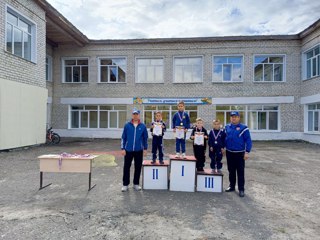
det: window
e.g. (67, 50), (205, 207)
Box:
(99, 58), (126, 83)
(216, 105), (279, 131)
(174, 56), (202, 83)
(63, 58), (88, 83)
(70, 105), (127, 129)
(254, 56), (285, 82)
(216, 105), (246, 127)
(6, 7), (36, 62)
(247, 105), (278, 130)
(46, 56), (52, 81)
(213, 56), (243, 82)
(143, 105), (198, 129)
(305, 45), (320, 79)
(136, 58), (164, 83)
(307, 104), (320, 132)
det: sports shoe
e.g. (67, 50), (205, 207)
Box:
(181, 153), (186, 159)
(133, 185), (142, 191)
(175, 153), (180, 158)
(121, 185), (128, 192)
(151, 160), (156, 164)
(239, 190), (245, 197)
(159, 160), (164, 164)
(225, 187), (235, 192)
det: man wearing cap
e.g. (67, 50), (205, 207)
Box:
(225, 111), (252, 197)
(121, 108), (148, 192)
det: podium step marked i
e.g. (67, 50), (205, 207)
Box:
(196, 169), (223, 193)
(169, 155), (196, 192)
(142, 160), (170, 190)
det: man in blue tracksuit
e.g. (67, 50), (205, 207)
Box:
(225, 111), (252, 197)
(121, 108), (148, 192)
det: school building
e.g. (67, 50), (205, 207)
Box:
(1, 0), (320, 150)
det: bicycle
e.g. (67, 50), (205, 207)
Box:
(46, 127), (61, 144)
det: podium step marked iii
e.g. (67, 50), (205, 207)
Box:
(196, 169), (223, 193)
(142, 160), (169, 190)
(169, 155), (196, 192)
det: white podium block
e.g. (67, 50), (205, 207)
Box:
(196, 169), (223, 192)
(169, 155), (196, 192)
(142, 160), (169, 190)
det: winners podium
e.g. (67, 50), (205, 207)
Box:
(169, 154), (196, 192)
(142, 155), (223, 193)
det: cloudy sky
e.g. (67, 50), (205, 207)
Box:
(46, 0), (320, 40)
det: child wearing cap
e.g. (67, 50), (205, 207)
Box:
(172, 101), (190, 158)
(150, 111), (166, 164)
(208, 119), (226, 173)
(190, 118), (208, 171)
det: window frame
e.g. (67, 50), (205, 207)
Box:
(143, 105), (198, 129)
(306, 104), (320, 133)
(135, 57), (164, 83)
(253, 54), (286, 82)
(46, 55), (53, 82)
(69, 105), (127, 129)
(215, 105), (280, 132)
(173, 56), (203, 83)
(5, 5), (37, 63)
(98, 57), (127, 83)
(212, 55), (244, 83)
(303, 45), (320, 80)
(62, 57), (89, 83)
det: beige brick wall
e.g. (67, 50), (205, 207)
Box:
(301, 27), (320, 97)
(51, 39), (303, 132)
(0, 0), (46, 89)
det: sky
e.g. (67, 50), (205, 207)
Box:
(46, 0), (320, 40)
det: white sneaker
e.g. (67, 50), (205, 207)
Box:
(175, 152), (180, 158)
(182, 153), (186, 159)
(121, 185), (128, 192)
(133, 185), (142, 191)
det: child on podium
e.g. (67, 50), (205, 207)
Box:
(150, 111), (166, 164)
(208, 119), (226, 173)
(172, 101), (190, 158)
(190, 118), (208, 171)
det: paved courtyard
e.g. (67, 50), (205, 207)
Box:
(0, 139), (319, 240)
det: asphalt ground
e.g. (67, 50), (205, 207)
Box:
(0, 139), (319, 240)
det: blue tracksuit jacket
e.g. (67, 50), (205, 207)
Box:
(121, 120), (148, 152)
(225, 123), (252, 153)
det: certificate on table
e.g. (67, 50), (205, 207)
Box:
(153, 123), (162, 136)
(194, 132), (204, 145)
(175, 127), (185, 139)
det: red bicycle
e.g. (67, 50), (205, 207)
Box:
(46, 127), (61, 144)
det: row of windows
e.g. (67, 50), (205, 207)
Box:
(57, 56), (285, 84)
(68, 104), (280, 131)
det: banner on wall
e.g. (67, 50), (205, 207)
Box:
(133, 97), (212, 105)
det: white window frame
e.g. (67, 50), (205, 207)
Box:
(143, 105), (198, 129)
(46, 55), (52, 81)
(69, 105), (127, 129)
(135, 57), (164, 83)
(303, 45), (320, 80)
(5, 5), (37, 63)
(215, 105), (280, 132)
(212, 55), (244, 82)
(62, 57), (89, 83)
(253, 55), (286, 82)
(98, 57), (127, 83)
(306, 104), (320, 133)
(173, 56), (203, 83)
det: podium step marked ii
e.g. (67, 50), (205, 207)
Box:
(169, 155), (196, 192)
(142, 160), (169, 190)
(196, 169), (223, 193)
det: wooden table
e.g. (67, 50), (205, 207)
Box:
(38, 154), (98, 191)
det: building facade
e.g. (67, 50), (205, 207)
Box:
(1, 0), (320, 150)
